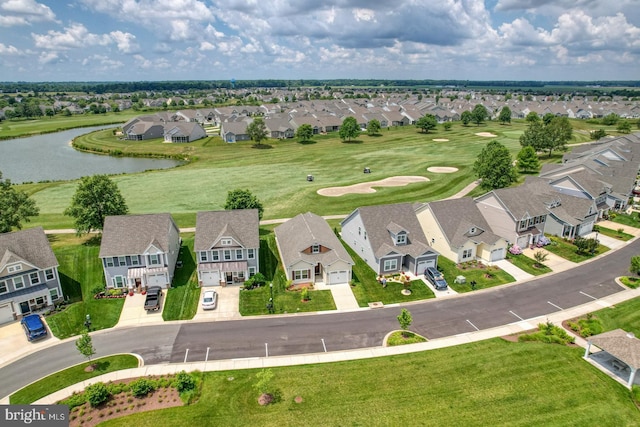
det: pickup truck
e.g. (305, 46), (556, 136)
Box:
(144, 286), (163, 311)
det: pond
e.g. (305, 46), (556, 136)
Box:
(0, 126), (182, 183)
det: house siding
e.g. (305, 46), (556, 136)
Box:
(341, 213), (378, 273)
(416, 207), (459, 262)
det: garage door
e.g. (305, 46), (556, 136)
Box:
(490, 248), (506, 262)
(201, 271), (220, 286)
(0, 303), (14, 325)
(416, 260), (435, 275)
(147, 273), (168, 288)
(328, 270), (349, 285)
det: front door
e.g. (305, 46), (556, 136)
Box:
(19, 301), (30, 315)
(226, 272), (233, 284)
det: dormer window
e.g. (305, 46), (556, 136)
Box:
(312, 244), (320, 254)
(470, 227), (477, 234)
(7, 264), (22, 273)
(396, 234), (407, 245)
(221, 239), (232, 246)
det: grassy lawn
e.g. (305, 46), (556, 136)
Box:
(163, 233), (200, 321)
(544, 235), (610, 263)
(597, 225), (635, 241)
(587, 297), (640, 338)
(620, 276), (640, 289)
(10, 354), (139, 404)
(386, 331), (427, 346)
(437, 257), (515, 293)
(45, 234), (124, 339)
(22, 120), (594, 230)
(610, 212), (640, 228)
(101, 339), (640, 426)
(344, 241), (435, 307)
(505, 251), (552, 275)
(0, 112), (139, 139)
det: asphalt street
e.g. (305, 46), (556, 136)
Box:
(0, 238), (636, 399)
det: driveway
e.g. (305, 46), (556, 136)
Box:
(0, 319), (60, 367)
(116, 291), (166, 327)
(193, 286), (241, 321)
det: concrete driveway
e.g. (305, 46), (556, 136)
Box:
(193, 286), (241, 321)
(116, 291), (166, 327)
(0, 319), (60, 368)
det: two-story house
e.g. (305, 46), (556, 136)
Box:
(194, 209), (260, 286)
(0, 227), (63, 324)
(341, 203), (439, 276)
(99, 213), (181, 292)
(275, 212), (353, 285)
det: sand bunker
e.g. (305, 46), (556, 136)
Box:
(317, 176), (429, 197)
(427, 167), (458, 173)
(432, 138), (449, 142)
(475, 132), (497, 137)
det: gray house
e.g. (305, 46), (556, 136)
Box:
(99, 214), (181, 292)
(220, 120), (251, 143)
(341, 203), (439, 276)
(163, 122), (207, 143)
(0, 227), (63, 324)
(194, 209), (260, 286)
(275, 212), (354, 285)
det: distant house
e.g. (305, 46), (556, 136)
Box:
(220, 121), (251, 143)
(275, 212), (354, 285)
(163, 122), (207, 143)
(194, 210), (260, 286)
(123, 119), (165, 140)
(0, 227), (63, 324)
(99, 214), (181, 291)
(341, 203), (439, 276)
(264, 117), (295, 139)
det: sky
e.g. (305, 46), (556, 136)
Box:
(0, 0), (639, 82)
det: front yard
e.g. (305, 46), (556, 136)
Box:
(438, 257), (515, 293)
(543, 235), (609, 263)
(505, 251), (552, 276)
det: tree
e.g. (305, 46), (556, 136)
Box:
(0, 171), (39, 233)
(443, 122), (452, 131)
(590, 129), (607, 140)
(224, 189), (264, 220)
(254, 368), (276, 405)
(602, 113), (620, 126)
(366, 119), (381, 136)
(339, 116), (360, 142)
(296, 123), (314, 142)
(76, 332), (96, 364)
(397, 308), (413, 337)
(533, 251), (548, 268)
(416, 114), (437, 133)
(545, 116), (572, 157)
(471, 104), (489, 126)
(460, 111), (472, 126)
(525, 111), (540, 124)
(516, 146), (541, 173)
(498, 106), (512, 125)
(542, 113), (555, 126)
(574, 236), (598, 255)
(630, 255), (640, 276)
(64, 175), (128, 235)
(473, 140), (517, 191)
(247, 117), (269, 147)
(617, 120), (632, 134)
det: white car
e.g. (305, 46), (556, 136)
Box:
(202, 290), (218, 310)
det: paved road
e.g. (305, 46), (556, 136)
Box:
(0, 238), (636, 398)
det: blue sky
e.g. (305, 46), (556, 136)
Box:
(0, 0), (638, 82)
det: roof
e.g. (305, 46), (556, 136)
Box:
(0, 227), (58, 275)
(275, 212), (353, 268)
(588, 329), (640, 370)
(194, 210), (260, 251)
(99, 213), (178, 257)
(347, 203), (434, 259)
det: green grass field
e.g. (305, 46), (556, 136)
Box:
(506, 251), (553, 275)
(20, 119), (597, 230)
(162, 233), (200, 321)
(100, 339), (640, 426)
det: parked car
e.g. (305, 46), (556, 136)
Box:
(144, 286), (163, 311)
(21, 314), (48, 341)
(202, 290), (218, 310)
(425, 267), (448, 290)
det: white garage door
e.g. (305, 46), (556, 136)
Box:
(201, 271), (220, 287)
(416, 260), (435, 275)
(0, 303), (14, 325)
(147, 273), (168, 288)
(328, 270), (349, 285)
(490, 248), (506, 262)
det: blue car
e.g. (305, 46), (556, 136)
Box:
(21, 314), (48, 341)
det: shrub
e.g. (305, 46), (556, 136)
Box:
(301, 288), (310, 301)
(85, 382), (110, 407)
(508, 245), (522, 255)
(61, 392), (87, 409)
(130, 378), (155, 397)
(173, 371), (196, 392)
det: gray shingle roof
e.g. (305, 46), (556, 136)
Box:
(588, 329), (640, 370)
(275, 212), (353, 268)
(194, 210), (259, 251)
(99, 213), (178, 257)
(0, 227), (58, 273)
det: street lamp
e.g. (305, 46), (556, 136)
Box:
(84, 314), (92, 331)
(269, 283), (274, 313)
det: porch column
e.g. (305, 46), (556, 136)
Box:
(628, 367), (638, 389)
(583, 341), (591, 359)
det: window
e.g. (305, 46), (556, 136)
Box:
(118, 256), (127, 266)
(221, 239), (232, 246)
(462, 249), (473, 259)
(0, 280), (6, 294)
(224, 250), (231, 260)
(247, 249), (255, 259)
(358, 227), (361, 235)
(45, 269), (55, 280)
(249, 267), (256, 276)
(212, 250), (220, 261)
(383, 259), (398, 272)
(8, 264), (22, 273)
(106, 258), (114, 267)
(396, 234), (406, 245)
(200, 252), (208, 262)
(35, 296), (45, 305)
(236, 249), (243, 260)
(49, 288), (59, 301)
(29, 272), (40, 285)
(149, 254), (160, 265)
(113, 276), (125, 288)
(131, 256), (139, 266)
(13, 276), (24, 289)
(312, 244), (320, 254)
(519, 220), (526, 229)
(364, 231), (367, 240)
(293, 270), (310, 280)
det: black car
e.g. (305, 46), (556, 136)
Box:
(425, 267), (448, 290)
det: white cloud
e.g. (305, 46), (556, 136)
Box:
(82, 54), (124, 70)
(0, 0), (57, 26)
(32, 23), (111, 50)
(38, 51), (60, 64)
(110, 31), (139, 54)
(0, 42), (20, 54)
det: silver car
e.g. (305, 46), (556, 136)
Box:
(202, 290), (218, 310)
